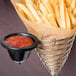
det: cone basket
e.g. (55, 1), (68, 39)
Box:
(36, 35), (75, 76)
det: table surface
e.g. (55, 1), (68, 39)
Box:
(0, 0), (76, 76)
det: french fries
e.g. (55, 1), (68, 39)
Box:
(37, 11), (50, 24)
(42, 0), (58, 27)
(59, 0), (67, 29)
(40, 2), (48, 15)
(16, 3), (36, 22)
(73, 8), (76, 16)
(50, 0), (61, 27)
(39, 2), (53, 24)
(16, 0), (76, 30)
(65, 8), (72, 29)
(71, 0), (76, 9)
(25, 0), (44, 23)
(69, 11), (76, 28)
(17, 7), (26, 18)
(65, 0), (72, 7)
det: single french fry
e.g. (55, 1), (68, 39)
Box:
(42, 0), (54, 14)
(41, 15), (50, 24)
(73, 8), (76, 17)
(37, 11), (50, 24)
(42, 0), (58, 27)
(17, 7), (26, 18)
(65, 8), (72, 29)
(64, 0), (72, 7)
(16, 3), (36, 22)
(68, 7), (73, 12)
(39, 1), (58, 27)
(35, 0), (41, 9)
(71, 0), (76, 9)
(25, 0), (44, 23)
(40, 2), (48, 15)
(50, 0), (61, 28)
(39, 2), (52, 24)
(47, 14), (58, 27)
(31, 0), (34, 2)
(59, 0), (67, 29)
(69, 11), (76, 28)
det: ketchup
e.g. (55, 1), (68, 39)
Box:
(5, 35), (34, 48)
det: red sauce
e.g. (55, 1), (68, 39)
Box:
(5, 35), (34, 48)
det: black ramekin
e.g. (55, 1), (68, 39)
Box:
(1, 33), (38, 63)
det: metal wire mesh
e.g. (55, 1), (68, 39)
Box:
(36, 35), (75, 76)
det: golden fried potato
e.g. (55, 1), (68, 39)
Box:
(59, 0), (66, 29)
(71, 0), (76, 9)
(69, 11), (76, 28)
(16, 3), (36, 22)
(73, 8), (76, 17)
(59, 0), (71, 29)
(40, 2), (48, 15)
(64, 0), (72, 7)
(17, 7), (26, 18)
(65, 8), (72, 29)
(25, 0), (44, 23)
(50, 0), (61, 27)
(42, 0), (58, 27)
(16, 0), (75, 29)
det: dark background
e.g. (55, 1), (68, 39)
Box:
(0, 0), (76, 76)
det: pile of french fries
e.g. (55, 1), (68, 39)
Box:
(16, 0), (76, 30)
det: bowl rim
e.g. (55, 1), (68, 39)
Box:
(1, 32), (38, 51)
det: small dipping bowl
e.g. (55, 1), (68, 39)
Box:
(1, 33), (38, 63)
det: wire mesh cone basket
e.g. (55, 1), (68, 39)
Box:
(36, 35), (75, 76)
